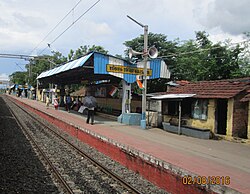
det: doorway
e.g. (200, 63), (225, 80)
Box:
(216, 99), (228, 135)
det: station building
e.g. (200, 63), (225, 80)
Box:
(153, 78), (250, 140)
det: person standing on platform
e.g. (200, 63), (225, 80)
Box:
(45, 94), (50, 109)
(65, 94), (72, 113)
(83, 91), (97, 125)
(53, 95), (59, 110)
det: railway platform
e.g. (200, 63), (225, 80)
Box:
(8, 95), (250, 194)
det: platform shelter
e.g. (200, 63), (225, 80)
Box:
(37, 51), (170, 125)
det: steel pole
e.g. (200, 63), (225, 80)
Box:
(178, 101), (182, 135)
(141, 25), (148, 129)
(126, 15), (148, 129)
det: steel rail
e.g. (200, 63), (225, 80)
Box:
(7, 101), (74, 194)
(9, 97), (143, 194)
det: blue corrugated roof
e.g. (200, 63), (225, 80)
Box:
(37, 51), (170, 84)
(37, 52), (93, 79)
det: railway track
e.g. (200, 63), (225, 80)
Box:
(5, 96), (163, 194)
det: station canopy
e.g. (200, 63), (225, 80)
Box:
(37, 51), (171, 86)
(151, 94), (196, 101)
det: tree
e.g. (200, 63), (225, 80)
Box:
(50, 50), (67, 65)
(239, 32), (250, 76)
(124, 33), (178, 61)
(172, 31), (248, 81)
(68, 49), (74, 61)
(9, 71), (27, 85)
(123, 31), (250, 91)
(24, 51), (67, 87)
(124, 33), (178, 92)
(70, 45), (108, 60)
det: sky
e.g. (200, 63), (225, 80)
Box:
(0, 0), (250, 84)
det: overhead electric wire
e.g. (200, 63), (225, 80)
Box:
(15, 63), (25, 71)
(39, 0), (101, 55)
(30, 0), (83, 55)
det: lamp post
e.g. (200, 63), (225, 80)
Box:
(127, 15), (148, 129)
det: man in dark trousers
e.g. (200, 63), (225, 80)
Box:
(65, 94), (72, 113)
(83, 91), (97, 125)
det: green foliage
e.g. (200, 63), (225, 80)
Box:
(172, 31), (249, 81)
(123, 31), (250, 92)
(124, 33), (178, 93)
(69, 45), (108, 60)
(124, 33), (174, 92)
(25, 51), (67, 87)
(239, 33), (250, 76)
(9, 51), (68, 87)
(114, 54), (123, 59)
(51, 51), (67, 65)
(196, 31), (212, 48)
(9, 71), (27, 85)
(124, 33), (178, 61)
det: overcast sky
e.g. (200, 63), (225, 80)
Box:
(0, 0), (250, 82)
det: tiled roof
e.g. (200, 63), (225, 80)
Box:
(167, 77), (250, 99)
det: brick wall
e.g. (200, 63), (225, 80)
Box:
(233, 93), (248, 138)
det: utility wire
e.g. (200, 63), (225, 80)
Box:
(39, 0), (101, 55)
(30, 0), (83, 55)
(15, 63), (25, 71)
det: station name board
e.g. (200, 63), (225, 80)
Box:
(106, 64), (152, 76)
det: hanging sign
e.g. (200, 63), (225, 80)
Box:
(106, 64), (152, 76)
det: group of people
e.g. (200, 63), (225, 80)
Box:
(46, 94), (59, 109)
(45, 91), (97, 125)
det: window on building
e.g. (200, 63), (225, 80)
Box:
(168, 101), (178, 116)
(191, 99), (208, 120)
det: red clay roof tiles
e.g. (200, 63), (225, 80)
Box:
(167, 77), (250, 99)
